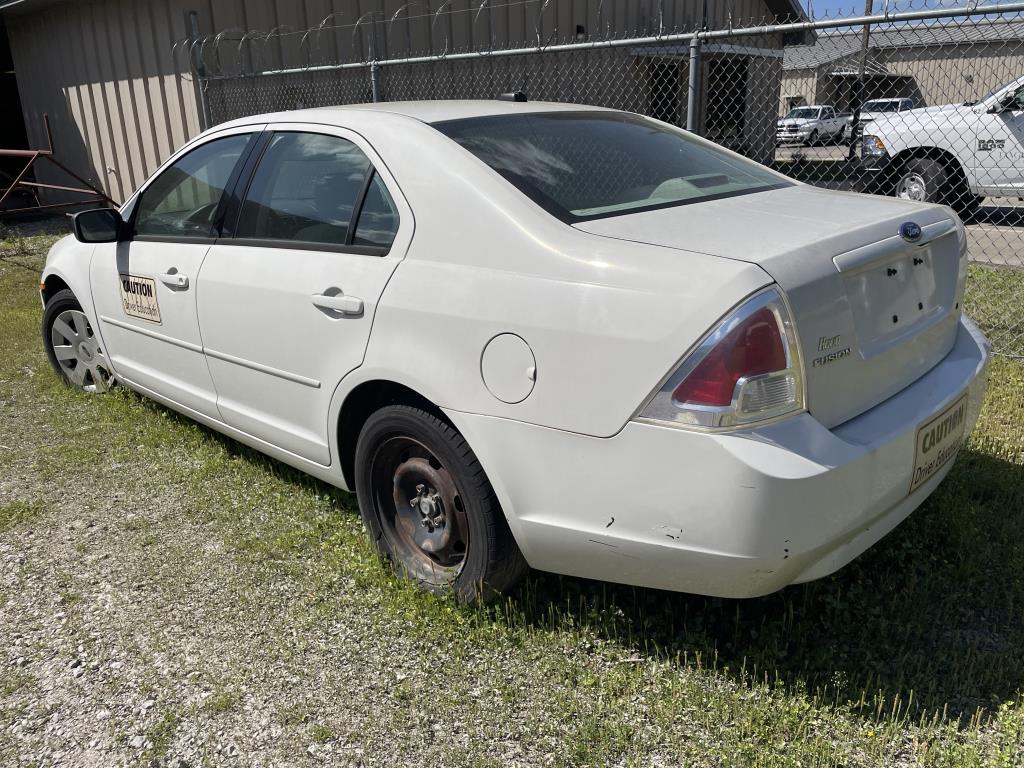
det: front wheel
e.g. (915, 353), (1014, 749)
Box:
(805, 129), (819, 146)
(354, 405), (528, 603)
(42, 289), (115, 393)
(894, 157), (948, 204)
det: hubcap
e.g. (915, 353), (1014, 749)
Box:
(897, 173), (928, 202)
(50, 309), (113, 393)
(370, 436), (469, 582)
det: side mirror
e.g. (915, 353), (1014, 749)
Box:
(989, 95), (1017, 114)
(72, 208), (123, 243)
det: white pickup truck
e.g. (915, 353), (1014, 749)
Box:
(776, 105), (847, 145)
(856, 75), (1024, 215)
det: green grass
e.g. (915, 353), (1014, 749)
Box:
(0, 500), (45, 533)
(770, 157), (851, 184)
(2, 229), (1024, 765)
(203, 687), (240, 715)
(145, 711), (180, 761)
(966, 264), (1024, 359)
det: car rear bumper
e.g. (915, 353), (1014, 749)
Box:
(448, 316), (990, 598)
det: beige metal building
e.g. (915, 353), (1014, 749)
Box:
(0, 0), (804, 206)
(781, 20), (1024, 116)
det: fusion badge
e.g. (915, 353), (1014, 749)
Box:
(118, 273), (162, 324)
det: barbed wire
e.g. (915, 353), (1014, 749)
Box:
(172, 1), (1024, 80)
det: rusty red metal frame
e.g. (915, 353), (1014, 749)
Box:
(0, 115), (118, 217)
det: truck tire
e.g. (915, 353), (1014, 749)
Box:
(805, 129), (819, 146)
(894, 157), (947, 204)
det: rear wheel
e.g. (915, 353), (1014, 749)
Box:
(354, 404), (528, 603)
(42, 289), (114, 393)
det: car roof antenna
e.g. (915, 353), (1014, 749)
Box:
(497, 91), (528, 102)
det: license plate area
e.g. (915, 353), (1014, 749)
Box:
(910, 392), (968, 494)
(841, 236), (959, 360)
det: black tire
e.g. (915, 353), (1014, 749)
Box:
(805, 129), (818, 146)
(42, 289), (114, 393)
(354, 404), (528, 603)
(893, 157), (947, 204)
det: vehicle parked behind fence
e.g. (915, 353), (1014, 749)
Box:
(776, 105), (847, 146)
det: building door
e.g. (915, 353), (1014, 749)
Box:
(704, 55), (749, 152)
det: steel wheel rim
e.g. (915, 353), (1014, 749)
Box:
(369, 435), (469, 583)
(50, 309), (113, 393)
(897, 172), (928, 201)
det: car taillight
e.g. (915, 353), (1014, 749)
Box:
(637, 287), (805, 430)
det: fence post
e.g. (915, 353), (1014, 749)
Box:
(686, 34), (702, 133)
(850, 0), (874, 152)
(188, 11), (212, 130)
(370, 62), (383, 102)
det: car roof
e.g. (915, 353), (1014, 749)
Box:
(216, 99), (612, 131)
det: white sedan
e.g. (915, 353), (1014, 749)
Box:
(41, 100), (989, 602)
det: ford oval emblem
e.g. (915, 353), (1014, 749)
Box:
(899, 221), (923, 242)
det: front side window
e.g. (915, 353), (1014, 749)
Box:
(1007, 86), (1024, 111)
(434, 111), (789, 223)
(134, 134), (251, 238)
(235, 132), (372, 246)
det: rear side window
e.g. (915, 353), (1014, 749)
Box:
(434, 111), (789, 223)
(353, 173), (399, 248)
(235, 132), (371, 246)
(134, 133), (251, 238)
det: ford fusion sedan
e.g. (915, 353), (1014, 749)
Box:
(41, 100), (989, 602)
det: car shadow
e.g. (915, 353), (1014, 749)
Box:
(124, 392), (1022, 724)
(965, 204), (1024, 227)
(506, 447), (1024, 724)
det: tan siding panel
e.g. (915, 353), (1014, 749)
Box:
(5, 0), (784, 207)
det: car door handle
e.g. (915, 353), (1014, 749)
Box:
(159, 272), (188, 289)
(311, 293), (364, 315)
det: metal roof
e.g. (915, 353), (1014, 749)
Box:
(784, 19), (1024, 71)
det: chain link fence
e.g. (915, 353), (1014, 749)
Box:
(177, 1), (1024, 358)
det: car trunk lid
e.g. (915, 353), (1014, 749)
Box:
(573, 185), (966, 429)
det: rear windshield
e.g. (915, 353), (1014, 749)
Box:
(433, 111), (790, 223)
